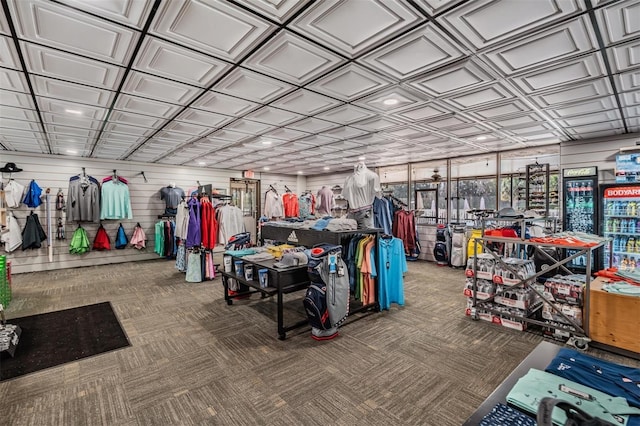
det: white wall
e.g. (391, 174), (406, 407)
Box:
(560, 133), (639, 183)
(0, 152), (295, 273)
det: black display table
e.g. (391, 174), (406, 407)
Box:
(462, 341), (562, 425)
(219, 255), (309, 340)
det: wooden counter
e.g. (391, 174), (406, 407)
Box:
(589, 276), (640, 355)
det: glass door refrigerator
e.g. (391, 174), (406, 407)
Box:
(563, 167), (598, 271)
(601, 183), (640, 270)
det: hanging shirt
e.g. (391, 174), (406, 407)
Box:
(373, 196), (393, 235)
(264, 190), (284, 218)
(217, 204), (245, 244)
(160, 186), (185, 211)
(175, 200), (190, 240)
(68, 175), (100, 222)
(342, 164), (381, 211)
(201, 199), (218, 249)
(100, 179), (132, 220)
(154, 221), (165, 255)
(316, 186), (334, 216)
(374, 237), (407, 310)
(282, 192), (299, 218)
(69, 226), (90, 254)
(23, 180), (43, 208)
(4, 180), (25, 208)
(21, 212), (47, 250)
(186, 198), (201, 248)
(1, 214), (22, 252)
(130, 226), (146, 249)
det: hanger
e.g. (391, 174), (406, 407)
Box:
(381, 233), (393, 239)
(284, 185), (292, 193)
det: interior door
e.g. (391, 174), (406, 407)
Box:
(230, 178), (260, 244)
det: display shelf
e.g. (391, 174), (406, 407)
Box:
(611, 250), (640, 256)
(605, 231), (639, 236)
(605, 215), (640, 219)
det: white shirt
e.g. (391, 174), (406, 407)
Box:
(264, 191), (284, 218)
(342, 164), (381, 211)
(1, 214), (22, 252)
(4, 180), (25, 208)
(175, 200), (190, 240)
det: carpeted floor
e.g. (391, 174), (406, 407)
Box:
(0, 302), (130, 381)
(1, 258), (638, 425)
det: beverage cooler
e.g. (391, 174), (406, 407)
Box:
(601, 183), (640, 270)
(562, 167), (598, 270)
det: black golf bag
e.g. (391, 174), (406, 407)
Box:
(304, 244), (350, 341)
(434, 225), (450, 266)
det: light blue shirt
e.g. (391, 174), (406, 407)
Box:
(100, 180), (132, 220)
(373, 237), (407, 310)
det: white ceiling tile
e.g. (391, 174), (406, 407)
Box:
(0, 36), (21, 69)
(225, 119), (277, 135)
(566, 120), (625, 135)
(617, 69), (640, 92)
(381, 125), (424, 139)
(242, 106), (304, 126)
(501, 122), (556, 136)
(440, 0), (583, 49)
(295, 135), (343, 148)
(407, 59), (494, 98)
(207, 129), (255, 143)
(358, 22), (465, 80)
(322, 126), (369, 140)
(597, 0), (640, 44)
(244, 31), (344, 85)
(233, 0), (308, 24)
(213, 68), (293, 103)
(412, 0), (460, 16)
(114, 94), (182, 118)
(151, 0), (272, 61)
(109, 110), (167, 129)
(45, 124), (96, 139)
(422, 114), (470, 129)
(192, 91), (259, 116)
(0, 118), (41, 132)
(38, 97), (106, 120)
(314, 104), (377, 125)
(291, 0), (423, 58)
(262, 127), (309, 141)
(21, 42), (124, 89)
(510, 53), (606, 94)
(32, 76), (114, 106)
(570, 128), (624, 139)
(557, 110), (621, 128)
(621, 91), (640, 109)
(394, 103), (449, 122)
(163, 121), (211, 137)
(0, 68), (28, 93)
(134, 37), (232, 88)
(122, 71), (202, 105)
(286, 117), (339, 133)
(626, 106), (640, 118)
(351, 115), (404, 131)
(546, 96), (617, 118)
(153, 130), (194, 142)
(0, 89), (34, 108)
(482, 16), (597, 75)
(493, 113), (546, 128)
(442, 82), (516, 109)
(530, 78), (612, 108)
(0, 8), (9, 35)
(353, 86), (423, 112)
(446, 124), (494, 137)
(270, 89), (342, 115)
(9, 0), (138, 64)
(305, 63), (392, 102)
(609, 39), (640, 72)
(0, 105), (37, 122)
(104, 122), (155, 137)
(174, 108), (235, 128)
(41, 112), (102, 130)
(56, 0), (154, 28)
(469, 100), (532, 120)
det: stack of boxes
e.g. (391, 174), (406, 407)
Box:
(541, 274), (585, 340)
(464, 255), (540, 331)
(0, 255), (11, 308)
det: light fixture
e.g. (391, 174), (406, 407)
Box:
(358, 156), (366, 161)
(198, 161), (206, 166)
(263, 166), (270, 171)
(323, 166), (330, 171)
(262, 140), (272, 145)
(383, 98), (398, 106)
(297, 171), (303, 175)
(476, 136), (487, 141)
(66, 149), (78, 154)
(65, 109), (82, 115)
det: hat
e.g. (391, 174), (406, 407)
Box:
(0, 162), (23, 173)
(273, 251), (308, 269)
(523, 209), (543, 219)
(496, 207), (524, 219)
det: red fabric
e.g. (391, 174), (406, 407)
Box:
(93, 225), (111, 250)
(392, 210), (416, 255)
(282, 193), (299, 218)
(201, 200), (218, 249)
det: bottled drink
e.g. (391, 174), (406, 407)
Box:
(628, 237), (636, 253)
(621, 219), (628, 233)
(607, 201), (614, 215)
(629, 219), (636, 234)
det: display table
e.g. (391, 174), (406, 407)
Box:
(589, 276), (640, 357)
(219, 255), (309, 340)
(462, 341), (562, 425)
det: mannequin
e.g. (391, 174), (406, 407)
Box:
(160, 183), (185, 215)
(316, 185), (335, 216)
(342, 162), (381, 229)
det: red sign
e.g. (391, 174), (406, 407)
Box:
(604, 186), (640, 198)
(243, 170), (255, 178)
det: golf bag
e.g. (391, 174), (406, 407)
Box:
(449, 225), (467, 268)
(433, 224), (450, 266)
(304, 244), (349, 340)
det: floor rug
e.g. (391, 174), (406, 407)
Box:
(0, 301), (130, 381)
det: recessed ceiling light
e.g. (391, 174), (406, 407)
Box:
(66, 149), (78, 154)
(297, 171), (303, 175)
(383, 98), (399, 106)
(262, 140), (272, 145)
(198, 161), (206, 166)
(263, 166), (270, 171)
(358, 156), (366, 161)
(476, 136), (487, 141)
(323, 166), (330, 171)
(65, 109), (82, 115)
